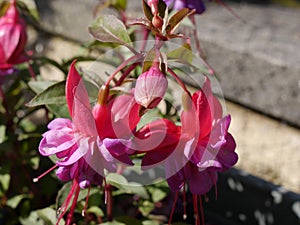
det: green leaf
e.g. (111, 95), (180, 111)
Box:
(100, 221), (125, 225)
(116, 216), (142, 225)
(26, 81), (66, 107)
(36, 207), (64, 225)
(20, 211), (44, 225)
(106, 173), (128, 189)
(28, 81), (56, 94)
(56, 183), (100, 212)
(167, 43), (193, 64)
(110, 0), (127, 10)
(46, 104), (70, 118)
(86, 206), (104, 217)
(142, 221), (159, 225)
(142, 0), (153, 21)
(0, 125), (6, 144)
(166, 8), (194, 34)
(124, 182), (149, 199)
(89, 14), (132, 46)
(6, 194), (29, 209)
(17, 0), (40, 21)
(151, 188), (167, 202)
(142, 48), (156, 73)
(138, 200), (155, 216)
(157, 0), (167, 19)
(0, 173), (10, 193)
(136, 108), (160, 131)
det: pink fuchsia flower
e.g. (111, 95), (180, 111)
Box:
(38, 61), (136, 224)
(134, 77), (237, 223)
(134, 65), (168, 109)
(0, 0), (28, 76)
(164, 0), (206, 14)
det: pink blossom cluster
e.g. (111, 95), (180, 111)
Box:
(38, 57), (237, 224)
(0, 0), (28, 78)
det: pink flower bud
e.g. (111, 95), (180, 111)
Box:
(134, 66), (168, 109)
(0, 1), (28, 73)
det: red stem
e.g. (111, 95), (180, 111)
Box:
(105, 54), (143, 87)
(115, 62), (139, 86)
(106, 184), (113, 221)
(167, 68), (191, 96)
(168, 191), (179, 225)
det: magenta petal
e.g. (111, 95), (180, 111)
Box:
(58, 138), (89, 166)
(167, 169), (185, 192)
(188, 167), (217, 195)
(103, 138), (133, 165)
(84, 142), (115, 175)
(47, 118), (72, 130)
(56, 166), (71, 182)
(217, 134), (238, 170)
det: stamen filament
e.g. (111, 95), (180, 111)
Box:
(33, 164), (58, 182)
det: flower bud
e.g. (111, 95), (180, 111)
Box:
(134, 65), (168, 109)
(0, 1), (28, 73)
(152, 15), (164, 30)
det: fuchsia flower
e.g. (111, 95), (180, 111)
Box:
(164, 0), (206, 14)
(0, 0), (28, 75)
(38, 61), (139, 224)
(134, 65), (168, 109)
(134, 77), (237, 223)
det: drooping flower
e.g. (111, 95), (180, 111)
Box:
(38, 61), (138, 224)
(0, 0), (28, 76)
(134, 65), (168, 109)
(134, 77), (237, 223)
(164, 0), (206, 14)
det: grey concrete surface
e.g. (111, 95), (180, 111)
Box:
(36, 1), (300, 127)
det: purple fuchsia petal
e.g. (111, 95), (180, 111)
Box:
(103, 138), (133, 165)
(186, 163), (217, 195)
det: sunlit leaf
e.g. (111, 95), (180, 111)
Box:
(167, 43), (193, 64)
(151, 188), (167, 202)
(166, 8), (194, 34)
(86, 206), (104, 217)
(142, 220), (160, 225)
(6, 194), (29, 209)
(46, 104), (70, 118)
(110, 0), (127, 10)
(142, 48), (156, 73)
(26, 81), (66, 107)
(100, 221), (125, 225)
(0, 173), (10, 193)
(0, 125), (6, 144)
(28, 81), (56, 94)
(36, 207), (64, 225)
(138, 200), (155, 216)
(89, 14), (132, 46)
(20, 211), (44, 225)
(106, 173), (128, 189)
(124, 182), (149, 199)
